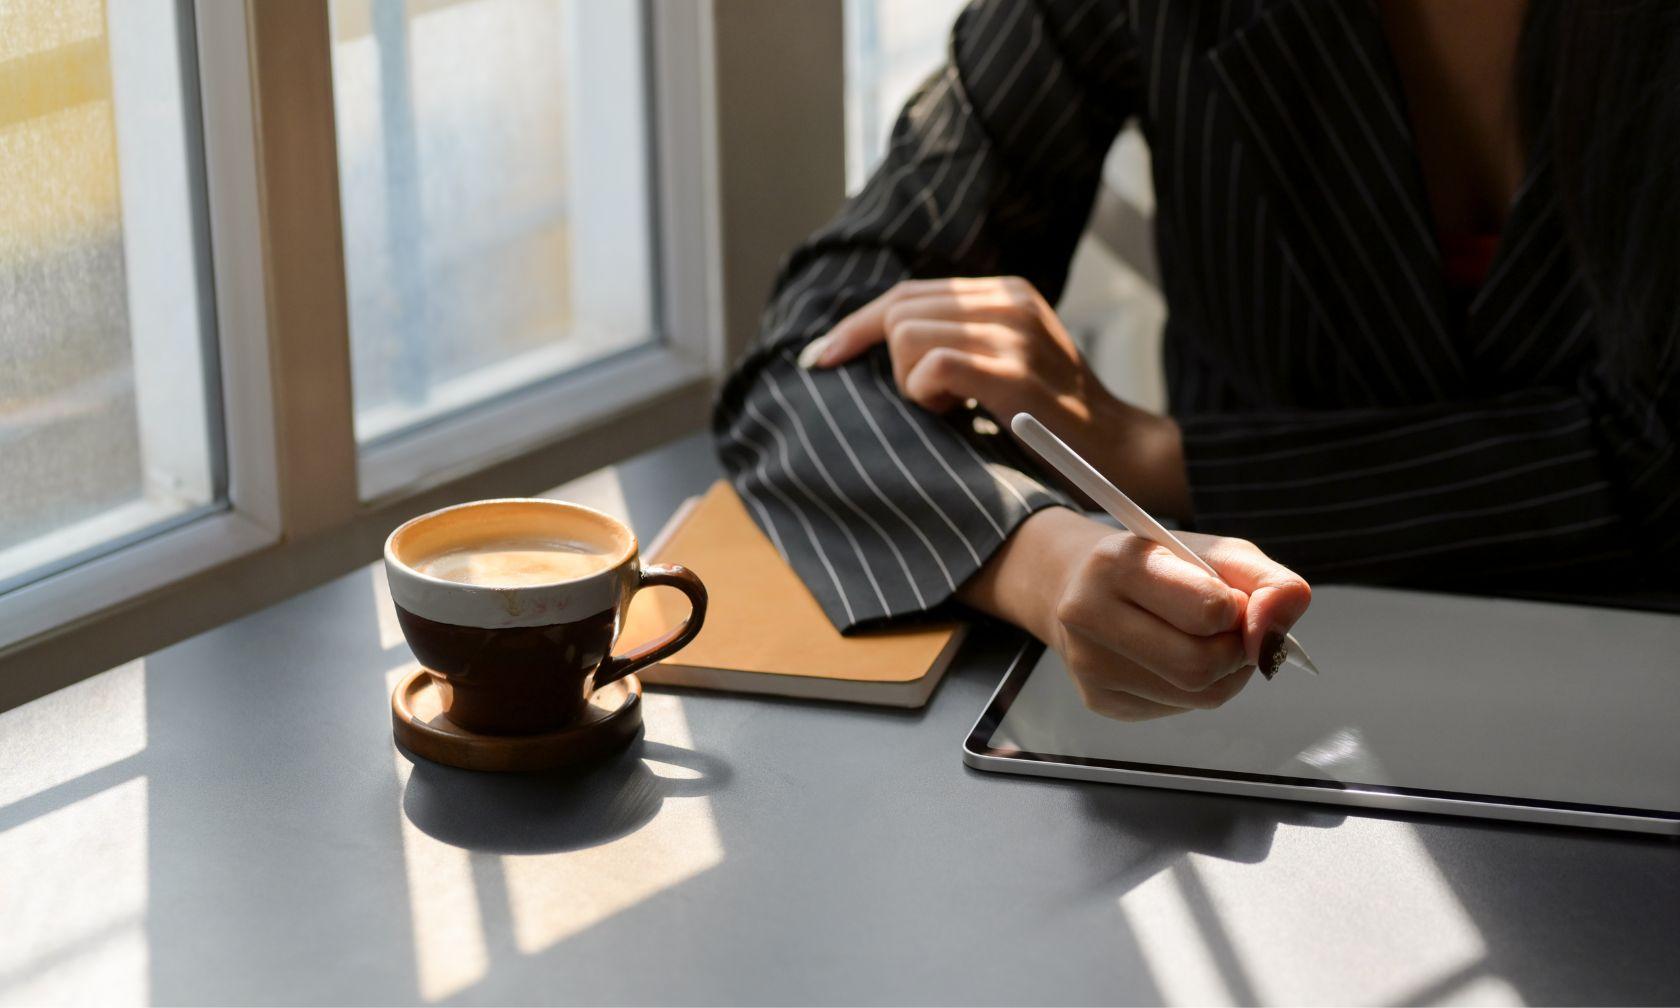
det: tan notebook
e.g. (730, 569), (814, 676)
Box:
(618, 480), (965, 707)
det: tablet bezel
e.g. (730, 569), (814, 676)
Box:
(962, 639), (1680, 836)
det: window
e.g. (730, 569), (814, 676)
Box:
(1, 0), (743, 681)
(0, 0), (222, 592)
(329, 0), (658, 452)
(843, 0), (970, 191)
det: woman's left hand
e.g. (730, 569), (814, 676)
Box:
(799, 275), (1191, 520)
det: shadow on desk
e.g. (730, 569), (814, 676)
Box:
(399, 738), (733, 854)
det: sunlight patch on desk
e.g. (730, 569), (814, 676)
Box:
(1117, 817), (1516, 1006)
(501, 692), (723, 955)
(1436, 974), (1523, 1005)
(0, 776), (149, 1006)
(1116, 861), (1240, 1005)
(387, 664), (490, 1002)
(0, 659), (146, 807)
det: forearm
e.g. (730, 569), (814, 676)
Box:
(1083, 393), (1191, 522)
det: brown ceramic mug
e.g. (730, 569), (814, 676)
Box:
(383, 498), (706, 735)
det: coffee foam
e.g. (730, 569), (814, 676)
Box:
(416, 540), (615, 588)
(390, 498), (632, 580)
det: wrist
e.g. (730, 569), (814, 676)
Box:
(1145, 414), (1191, 522)
(1089, 394), (1190, 523)
(957, 507), (1108, 641)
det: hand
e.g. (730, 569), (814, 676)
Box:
(959, 509), (1312, 721)
(799, 276), (1191, 520)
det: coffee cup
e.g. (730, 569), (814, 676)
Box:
(383, 498), (706, 735)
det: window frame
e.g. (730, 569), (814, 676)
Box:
(0, 0), (845, 712)
(0, 0), (720, 651)
(350, 0), (718, 501)
(0, 0), (282, 648)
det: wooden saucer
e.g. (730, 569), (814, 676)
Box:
(392, 668), (643, 772)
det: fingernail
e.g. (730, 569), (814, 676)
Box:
(1259, 629), (1288, 680)
(797, 335), (833, 370)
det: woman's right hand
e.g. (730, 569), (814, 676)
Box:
(959, 508), (1312, 721)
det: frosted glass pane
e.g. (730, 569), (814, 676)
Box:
(0, 0), (218, 589)
(331, 0), (656, 444)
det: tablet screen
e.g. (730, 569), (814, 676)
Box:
(970, 586), (1680, 820)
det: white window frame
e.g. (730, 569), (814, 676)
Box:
(0, 1), (720, 652)
(353, 0), (724, 501)
(0, 1), (282, 649)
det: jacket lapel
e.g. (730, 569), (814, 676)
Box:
(1208, 0), (1465, 403)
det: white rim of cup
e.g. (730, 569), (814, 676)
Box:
(383, 497), (639, 589)
(382, 498), (640, 629)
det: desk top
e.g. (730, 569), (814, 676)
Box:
(3, 434), (1677, 1006)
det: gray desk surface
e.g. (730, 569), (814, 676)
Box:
(3, 434), (1677, 1006)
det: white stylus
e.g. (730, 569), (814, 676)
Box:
(1011, 412), (1320, 678)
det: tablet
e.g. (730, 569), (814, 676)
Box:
(964, 585), (1680, 835)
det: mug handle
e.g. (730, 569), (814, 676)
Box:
(595, 564), (708, 688)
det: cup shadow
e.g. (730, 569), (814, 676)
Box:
(399, 737), (732, 854)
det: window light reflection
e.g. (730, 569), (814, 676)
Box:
(385, 667), (724, 998)
(500, 692), (723, 955)
(387, 662), (491, 1002)
(371, 565), (407, 653)
(0, 777), (149, 1005)
(0, 658), (149, 1005)
(0, 659), (147, 807)
(1117, 817), (1519, 1006)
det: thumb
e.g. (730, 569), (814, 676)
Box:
(797, 299), (888, 369)
(1197, 537), (1313, 672)
(1243, 580), (1313, 674)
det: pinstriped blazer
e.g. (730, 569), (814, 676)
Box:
(713, 0), (1678, 633)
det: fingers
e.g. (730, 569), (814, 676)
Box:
(1064, 634), (1256, 721)
(1058, 591), (1249, 694)
(1086, 534), (1247, 637)
(887, 275), (1040, 302)
(1075, 684), (1193, 723)
(901, 347), (1024, 414)
(798, 297), (889, 369)
(798, 276), (1045, 369)
(884, 319), (1012, 392)
(882, 293), (1039, 333)
(1050, 531), (1264, 723)
(1192, 535), (1313, 667)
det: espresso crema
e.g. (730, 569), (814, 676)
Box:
(415, 539), (617, 588)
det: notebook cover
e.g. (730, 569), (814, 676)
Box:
(619, 480), (962, 691)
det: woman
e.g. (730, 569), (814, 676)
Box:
(714, 0), (1679, 720)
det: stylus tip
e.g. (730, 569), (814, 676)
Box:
(1285, 633), (1321, 676)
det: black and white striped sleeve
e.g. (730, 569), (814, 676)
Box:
(712, 0), (1139, 631)
(1180, 358), (1676, 586)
